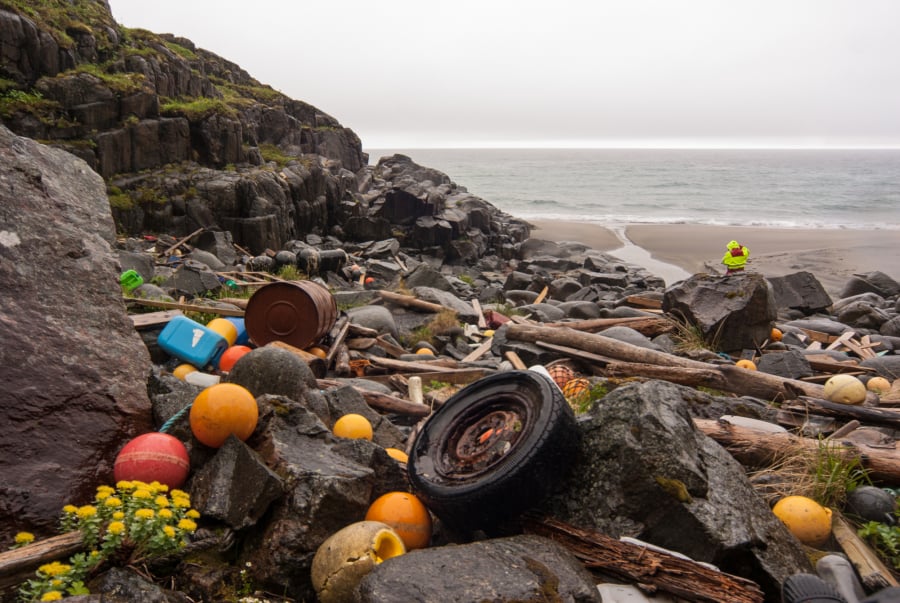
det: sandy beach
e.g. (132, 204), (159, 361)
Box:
(528, 220), (900, 298)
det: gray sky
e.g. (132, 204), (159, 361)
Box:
(110, 0), (900, 149)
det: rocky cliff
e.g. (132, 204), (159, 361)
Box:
(0, 0), (529, 255)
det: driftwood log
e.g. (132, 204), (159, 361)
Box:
(317, 380), (431, 417)
(376, 290), (445, 313)
(541, 316), (674, 337)
(694, 418), (900, 485)
(506, 324), (879, 404)
(523, 517), (764, 603)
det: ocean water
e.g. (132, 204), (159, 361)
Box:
(365, 148), (900, 230)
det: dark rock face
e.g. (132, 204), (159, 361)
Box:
(663, 273), (776, 352)
(767, 271), (833, 315)
(0, 125), (153, 543)
(357, 535), (602, 603)
(537, 380), (811, 601)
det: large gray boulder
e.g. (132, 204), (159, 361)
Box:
(663, 273), (776, 352)
(0, 126), (153, 543)
(537, 380), (811, 601)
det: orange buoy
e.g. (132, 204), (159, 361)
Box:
(189, 383), (258, 448)
(365, 491), (432, 550)
(333, 413), (373, 441)
(735, 359), (757, 370)
(217, 345), (253, 372)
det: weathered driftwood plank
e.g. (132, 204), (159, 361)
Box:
(831, 510), (899, 591)
(0, 531), (83, 591)
(523, 517), (764, 603)
(125, 298), (245, 317)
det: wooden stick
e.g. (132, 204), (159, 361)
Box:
(471, 298), (487, 328)
(462, 338), (494, 363)
(317, 381), (430, 417)
(335, 344), (351, 377)
(533, 286), (549, 305)
(505, 351), (527, 370)
(160, 227), (205, 256)
(368, 357), (459, 372)
(376, 290), (445, 313)
(325, 319), (351, 369)
(541, 316), (673, 337)
(125, 298), (245, 317)
(832, 510), (899, 591)
(783, 397), (900, 430)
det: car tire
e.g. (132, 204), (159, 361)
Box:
(408, 370), (580, 531)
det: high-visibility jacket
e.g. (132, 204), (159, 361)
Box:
(722, 243), (749, 269)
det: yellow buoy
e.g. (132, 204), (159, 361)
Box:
(823, 374), (866, 405)
(772, 495), (833, 547)
(867, 376), (891, 394)
(735, 359), (757, 370)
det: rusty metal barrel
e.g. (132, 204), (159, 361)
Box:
(244, 280), (337, 350)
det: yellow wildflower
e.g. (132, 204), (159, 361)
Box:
(62, 505), (78, 514)
(186, 509), (200, 519)
(103, 496), (123, 508)
(38, 562), (71, 577)
(96, 485), (115, 495)
(158, 508), (174, 519)
(177, 519), (198, 532)
(107, 521), (126, 536)
(170, 489), (188, 499)
(163, 525), (176, 538)
(132, 489), (152, 500)
(112, 511), (125, 520)
(14, 532), (34, 545)
(40, 591), (63, 601)
(151, 481), (169, 493)
(116, 480), (135, 490)
(171, 497), (191, 509)
(155, 495), (169, 508)
(134, 508), (155, 520)
(76, 505), (97, 519)
(95, 490), (111, 501)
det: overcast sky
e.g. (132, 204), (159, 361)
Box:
(110, 1), (900, 149)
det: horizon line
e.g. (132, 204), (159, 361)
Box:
(364, 144), (900, 151)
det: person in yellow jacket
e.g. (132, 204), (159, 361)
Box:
(722, 240), (749, 275)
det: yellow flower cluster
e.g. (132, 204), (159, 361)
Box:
(19, 480), (202, 602)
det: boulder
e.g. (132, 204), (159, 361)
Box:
(358, 535), (601, 602)
(537, 380), (811, 601)
(756, 350), (815, 380)
(663, 273), (776, 352)
(238, 399), (408, 600)
(0, 126), (153, 543)
(767, 271), (832, 315)
(840, 271), (900, 299)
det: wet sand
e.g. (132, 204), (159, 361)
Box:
(527, 220), (900, 297)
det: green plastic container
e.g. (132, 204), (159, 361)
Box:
(120, 269), (144, 292)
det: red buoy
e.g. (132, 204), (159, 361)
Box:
(113, 432), (190, 489)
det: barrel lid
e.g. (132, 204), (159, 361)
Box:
(244, 281), (333, 349)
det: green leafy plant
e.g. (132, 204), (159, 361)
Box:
(15, 481), (200, 602)
(859, 521), (900, 570)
